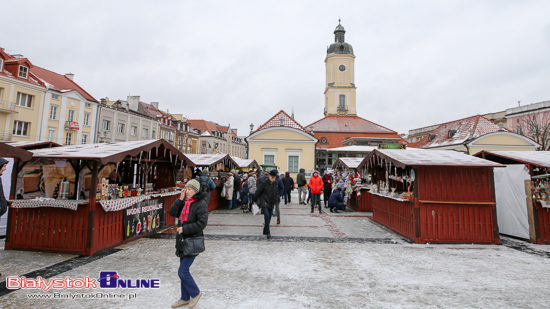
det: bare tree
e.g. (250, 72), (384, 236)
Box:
(515, 112), (550, 151)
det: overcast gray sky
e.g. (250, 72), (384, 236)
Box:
(3, 0), (550, 135)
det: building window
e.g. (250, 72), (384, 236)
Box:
(51, 94), (60, 100)
(131, 126), (137, 136)
(13, 121), (30, 136)
(82, 133), (89, 144)
(16, 92), (33, 108)
(338, 95), (345, 110)
(202, 141), (206, 148)
(0, 59), (3, 71)
(83, 112), (90, 126)
(288, 156), (299, 173)
(102, 120), (111, 131)
(18, 65), (28, 79)
(152, 130), (156, 139)
(117, 123), (125, 134)
(264, 155), (275, 165)
(67, 110), (75, 122)
(320, 137), (328, 144)
(50, 105), (58, 120)
(85, 103), (92, 108)
(65, 132), (73, 145)
(47, 128), (56, 142)
(161, 131), (165, 139)
(142, 128), (149, 138)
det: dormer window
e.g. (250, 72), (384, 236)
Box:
(428, 134), (437, 142)
(18, 65), (28, 79)
(448, 130), (457, 138)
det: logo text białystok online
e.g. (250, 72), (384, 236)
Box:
(7, 271), (160, 292)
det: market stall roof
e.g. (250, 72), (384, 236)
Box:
(474, 150), (550, 168)
(28, 139), (191, 166)
(360, 149), (504, 169)
(231, 157), (261, 170)
(333, 157), (364, 169)
(0, 142), (33, 161)
(184, 154), (237, 168)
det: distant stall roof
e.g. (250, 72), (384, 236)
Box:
(3, 141), (60, 150)
(360, 149), (504, 169)
(0, 142), (33, 161)
(474, 150), (550, 168)
(29, 139), (190, 166)
(327, 145), (378, 153)
(184, 154), (237, 168)
(231, 157), (261, 170)
(333, 157), (364, 169)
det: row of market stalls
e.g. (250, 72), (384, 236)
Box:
(0, 140), (259, 255)
(333, 148), (550, 245)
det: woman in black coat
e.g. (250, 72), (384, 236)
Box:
(168, 179), (208, 308)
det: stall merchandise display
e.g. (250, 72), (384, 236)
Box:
(532, 178), (550, 208)
(11, 198), (89, 211)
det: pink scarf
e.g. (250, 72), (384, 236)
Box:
(179, 198), (197, 222)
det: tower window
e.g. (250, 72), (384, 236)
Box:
(338, 95), (346, 111)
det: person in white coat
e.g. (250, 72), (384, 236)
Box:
(225, 172), (235, 209)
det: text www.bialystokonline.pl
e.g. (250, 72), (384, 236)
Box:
(27, 292), (137, 300)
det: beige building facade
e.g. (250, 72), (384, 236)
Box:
(247, 111), (317, 178)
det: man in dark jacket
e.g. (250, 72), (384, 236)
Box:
(328, 187), (346, 213)
(296, 168), (307, 205)
(232, 170), (241, 208)
(274, 172), (284, 224)
(0, 158), (9, 218)
(253, 169), (278, 238)
(282, 172), (294, 205)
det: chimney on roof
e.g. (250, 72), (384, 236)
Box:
(65, 73), (74, 81)
(100, 98), (107, 105)
(151, 102), (159, 109)
(127, 95), (140, 112)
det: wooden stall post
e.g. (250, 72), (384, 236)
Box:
(490, 168), (500, 245)
(85, 161), (98, 256)
(525, 179), (539, 244)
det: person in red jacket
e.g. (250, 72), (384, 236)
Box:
(308, 171), (324, 214)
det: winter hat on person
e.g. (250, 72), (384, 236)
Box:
(269, 169), (278, 177)
(313, 171), (319, 176)
(185, 179), (200, 193)
(0, 158), (8, 169)
(285, 171), (290, 175)
(201, 168), (209, 174)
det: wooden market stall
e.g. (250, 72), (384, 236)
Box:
(183, 154), (239, 211)
(231, 157), (261, 173)
(474, 150), (550, 244)
(358, 149), (503, 244)
(5, 139), (192, 256)
(333, 157), (371, 211)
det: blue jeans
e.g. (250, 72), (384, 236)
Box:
(311, 193), (321, 213)
(249, 193), (254, 205)
(233, 191), (239, 206)
(262, 207), (273, 235)
(330, 202), (345, 211)
(178, 256), (200, 301)
(205, 192), (211, 205)
(227, 199), (233, 209)
(284, 191), (291, 204)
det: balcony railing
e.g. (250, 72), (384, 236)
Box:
(0, 132), (13, 141)
(0, 100), (18, 113)
(337, 105), (348, 112)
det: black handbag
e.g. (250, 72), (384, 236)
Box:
(175, 233), (205, 257)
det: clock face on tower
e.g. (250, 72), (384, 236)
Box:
(339, 65), (346, 71)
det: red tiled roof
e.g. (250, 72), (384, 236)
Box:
(315, 132), (405, 149)
(187, 119), (237, 139)
(31, 66), (98, 103)
(306, 116), (397, 133)
(254, 110), (311, 134)
(411, 115), (506, 149)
